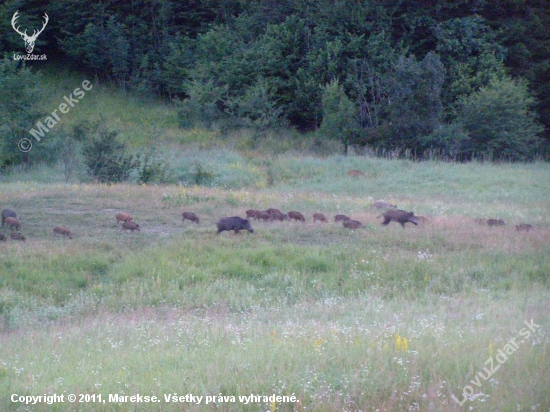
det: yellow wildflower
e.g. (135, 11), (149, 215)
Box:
(394, 334), (409, 351)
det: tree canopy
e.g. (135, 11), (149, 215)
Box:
(1, 0), (548, 160)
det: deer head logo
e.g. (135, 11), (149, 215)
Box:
(11, 11), (49, 54)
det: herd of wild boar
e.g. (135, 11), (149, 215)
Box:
(0, 199), (535, 242)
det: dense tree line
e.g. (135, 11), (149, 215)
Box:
(1, 0), (549, 162)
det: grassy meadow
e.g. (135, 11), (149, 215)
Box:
(0, 69), (548, 411)
(1, 153), (549, 411)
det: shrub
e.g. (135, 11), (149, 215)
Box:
(319, 79), (359, 155)
(136, 149), (173, 184)
(82, 123), (139, 183)
(193, 162), (215, 185)
(225, 77), (284, 131)
(456, 76), (544, 160)
(176, 79), (228, 129)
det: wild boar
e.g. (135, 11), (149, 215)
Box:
(487, 219), (506, 226)
(334, 214), (350, 222)
(474, 218), (487, 225)
(269, 211), (289, 221)
(216, 217), (254, 234)
(254, 211), (271, 221)
(343, 219), (363, 229)
(10, 232), (26, 242)
(4, 217), (22, 231)
(266, 208), (282, 215)
(1, 208), (17, 228)
(182, 212), (200, 224)
(288, 211), (305, 222)
(116, 212), (133, 225)
(379, 209), (418, 227)
(246, 209), (260, 219)
(313, 213), (328, 223)
(121, 221), (140, 233)
(0, 233), (6, 241)
(370, 200), (397, 210)
(53, 226), (73, 239)
(516, 223), (533, 232)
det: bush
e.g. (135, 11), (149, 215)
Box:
(82, 123), (139, 183)
(319, 79), (359, 155)
(423, 123), (470, 160)
(176, 79), (228, 129)
(193, 162), (215, 185)
(225, 77), (284, 131)
(456, 76), (544, 160)
(136, 149), (173, 184)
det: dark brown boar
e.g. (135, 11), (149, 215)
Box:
(246, 209), (260, 219)
(379, 209), (418, 227)
(254, 211), (271, 221)
(116, 212), (133, 224)
(216, 217), (254, 234)
(121, 221), (140, 233)
(334, 214), (350, 222)
(269, 211), (289, 221)
(1, 208), (17, 228)
(0, 233), (6, 241)
(53, 226), (73, 239)
(343, 220), (363, 229)
(487, 219), (506, 226)
(266, 208), (282, 215)
(10, 232), (26, 242)
(182, 212), (200, 224)
(516, 223), (532, 232)
(313, 213), (328, 223)
(4, 217), (22, 231)
(288, 211), (305, 222)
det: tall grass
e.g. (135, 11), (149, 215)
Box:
(0, 161), (549, 409)
(1, 108), (550, 410)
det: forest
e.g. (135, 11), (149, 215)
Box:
(1, 0), (549, 165)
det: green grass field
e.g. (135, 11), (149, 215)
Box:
(1, 152), (549, 411)
(0, 68), (548, 411)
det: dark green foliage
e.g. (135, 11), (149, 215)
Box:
(226, 77), (285, 130)
(456, 77), (543, 160)
(0, 58), (56, 167)
(319, 80), (359, 155)
(1, 0), (549, 160)
(434, 15), (508, 117)
(136, 149), (173, 185)
(193, 163), (215, 186)
(82, 124), (139, 183)
(423, 123), (470, 160)
(176, 79), (228, 129)
(381, 52), (446, 153)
